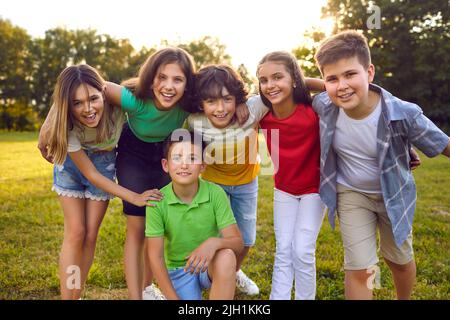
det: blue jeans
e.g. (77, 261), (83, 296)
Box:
(53, 149), (116, 201)
(215, 177), (258, 246)
(169, 267), (212, 300)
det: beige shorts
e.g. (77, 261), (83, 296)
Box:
(337, 184), (414, 270)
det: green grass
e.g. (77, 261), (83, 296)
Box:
(0, 131), (449, 300)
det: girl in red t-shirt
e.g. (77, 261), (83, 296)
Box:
(257, 51), (325, 300)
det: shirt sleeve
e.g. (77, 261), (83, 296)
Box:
(311, 93), (325, 116)
(246, 95), (269, 123)
(145, 202), (165, 238)
(67, 130), (81, 152)
(120, 87), (146, 114)
(212, 185), (237, 230)
(408, 111), (449, 157)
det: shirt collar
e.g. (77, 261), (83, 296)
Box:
(369, 83), (409, 122)
(165, 178), (210, 207)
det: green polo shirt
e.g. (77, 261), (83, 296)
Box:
(145, 178), (237, 269)
(121, 87), (190, 142)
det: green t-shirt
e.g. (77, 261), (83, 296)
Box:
(145, 178), (237, 269)
(121, 87), (190, 142)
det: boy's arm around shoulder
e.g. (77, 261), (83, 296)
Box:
(311, 91), (332, 116)
(405, 103), (450, 158)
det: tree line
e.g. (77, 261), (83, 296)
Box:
(1, 0), (448, 132)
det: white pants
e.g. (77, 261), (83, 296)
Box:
(270, 189), (325, 300)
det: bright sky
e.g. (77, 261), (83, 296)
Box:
(0, 0), (334, 75)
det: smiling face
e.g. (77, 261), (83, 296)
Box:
(202, 87), (236, 129)
(152, 63), (187, 110)
(162, 141), (205, 186)
(322, 56), (375, 115)
(70, 84), (104, 128)
(257, 61), (295, 109)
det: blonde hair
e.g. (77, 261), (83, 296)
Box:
(47, 64), (115, 165)
(315, 30), (371, 74)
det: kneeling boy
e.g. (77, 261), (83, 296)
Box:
(146, 130), (244, 300)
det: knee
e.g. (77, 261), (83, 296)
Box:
(386, 259), (416, 273)
(346, 269), (372, 284)
(65, 227), (86, 247)
(212, 249), (237, 277)
(84, 229), (100, 248)
(293, 239), (316, 265)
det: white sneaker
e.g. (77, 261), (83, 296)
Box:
(142, 284), (166, 300)
(236, 269), (259, 295)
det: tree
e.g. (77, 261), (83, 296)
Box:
(291, 28), (326, 78)
(237, 63), (257, 94)
(321, 0), (450, 130)
(178, 36), (232, 70)
(0, 18), (37, 130)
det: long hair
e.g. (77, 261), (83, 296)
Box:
(47, 64), (114, 165)
(257, 51), (312, 109)
(122, 47), (197, 113)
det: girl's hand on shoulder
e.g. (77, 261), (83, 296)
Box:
(235, 103), (250, 125)
(132, 189), (164, 207)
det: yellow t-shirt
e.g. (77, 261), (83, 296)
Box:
(187, 96), (269, 186)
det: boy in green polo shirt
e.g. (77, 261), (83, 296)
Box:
(146, 129), (244, 300)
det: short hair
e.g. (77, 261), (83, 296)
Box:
(315, 30), (371, 73)
(257, 51), (312, 108)
(195, 65), (248, 108)
(163, 129), (206, 160)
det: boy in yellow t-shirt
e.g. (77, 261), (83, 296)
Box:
(186, 65), (269, 296)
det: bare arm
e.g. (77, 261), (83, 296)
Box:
(184, 224), (243, 274)
(104, 81), (124, 107)
(409, 147), (421, 170)
(235, 102), (250, 125)
(147, 237), (179, 300)
(305, 77), (325, 92)
(37, 104), (57, 163)
(69, 150), (163, 206)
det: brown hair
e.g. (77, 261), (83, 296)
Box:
(122, 47), (197, 113)
(195, 64), (248, 108)
(257, 51), (312, 108)
(315, 30), (371, 73)
(48, 64), (115, 165)
(163, 129), (206, 160)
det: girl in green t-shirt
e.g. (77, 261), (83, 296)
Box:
(104, 47), (199, 300)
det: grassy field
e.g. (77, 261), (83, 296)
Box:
(0, 131), (449, 300)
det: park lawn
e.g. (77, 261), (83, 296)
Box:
(0, 131), (449, 300)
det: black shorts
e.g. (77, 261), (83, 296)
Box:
(116, 123), (170, 216)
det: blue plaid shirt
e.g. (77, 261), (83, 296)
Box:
(313, 84), (449, 247)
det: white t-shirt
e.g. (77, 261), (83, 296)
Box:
(333, 98), (382, 193)
(67, 108), (125, 152)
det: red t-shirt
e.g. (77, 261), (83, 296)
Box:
(260, 103), (320, 196)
